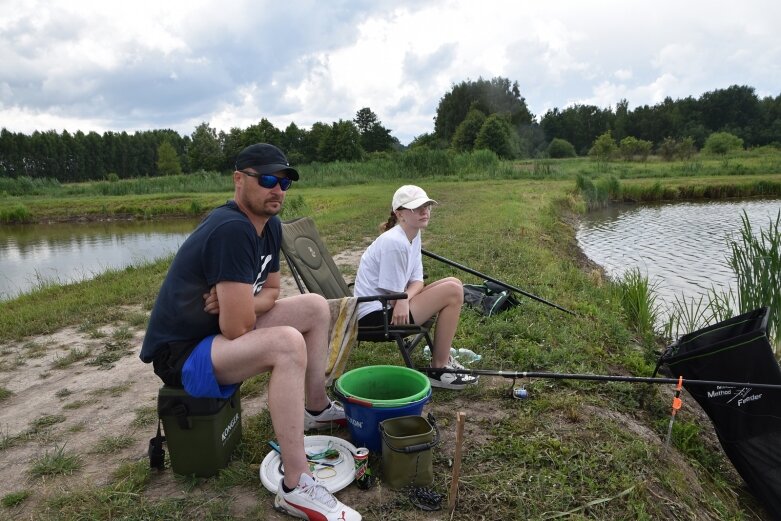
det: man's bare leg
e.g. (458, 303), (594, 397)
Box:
(254, 293), (332, 410)
(210, 325), (309, 489)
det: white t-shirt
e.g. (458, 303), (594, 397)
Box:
(353, 225), (423, 319)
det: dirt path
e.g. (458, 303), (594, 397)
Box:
(1, 247), (416, 519)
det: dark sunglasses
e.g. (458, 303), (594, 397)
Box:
(241, 171), (293, 191)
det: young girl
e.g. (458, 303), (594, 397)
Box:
(353, 185), (479, 390)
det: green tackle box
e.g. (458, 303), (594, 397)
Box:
(157, 385), (242, 477)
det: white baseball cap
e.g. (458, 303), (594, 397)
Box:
(391, 185), (438, 210)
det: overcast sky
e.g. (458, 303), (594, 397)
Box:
(1, 0), (779, 145)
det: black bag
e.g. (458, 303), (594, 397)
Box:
(463, 281), (521, 316)
(655, 307), (781, 519)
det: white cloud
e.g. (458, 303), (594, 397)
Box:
(0, 0), (779, 144)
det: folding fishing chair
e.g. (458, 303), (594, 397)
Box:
(280, 216), (434, 368)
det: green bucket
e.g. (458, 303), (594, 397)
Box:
(335, 365), (431, 407)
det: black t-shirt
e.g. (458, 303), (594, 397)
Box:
(139, 201), (281, 363)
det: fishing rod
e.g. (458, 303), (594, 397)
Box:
(420, 367), (781, 391)
(421, 249), (577, 316)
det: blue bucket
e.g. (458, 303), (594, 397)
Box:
(334, 366), (431, 453)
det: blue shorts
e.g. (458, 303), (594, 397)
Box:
(181, 335), (240, 399)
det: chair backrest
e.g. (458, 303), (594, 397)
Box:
(281, 217), (353, 300)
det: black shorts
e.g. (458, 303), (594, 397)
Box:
(359, 309), (416, 327)
(152, 340), (200, 388)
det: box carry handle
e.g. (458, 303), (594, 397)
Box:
(171, 403), (191, 430)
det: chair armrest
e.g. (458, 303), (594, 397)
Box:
(354, 292), (408, 339)
(355, 292), (407, 304)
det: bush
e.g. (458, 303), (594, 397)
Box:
(547, 138), (577, 158)
(676, 137), (697, 159)
(658, 137), (677, 161)
(451, 108), (486, 152)
(704, 132), (744, 155)
(618, 136), (652, 162)
(658, 137), (698, 161)
(588, 131), (618, 163)
(399, 148), (453, 176)
(474, 114), (515, 159)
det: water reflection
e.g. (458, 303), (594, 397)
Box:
(0, 219), (200, 300)
(577, 198), (781, 314)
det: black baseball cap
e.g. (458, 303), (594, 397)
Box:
(235, 143), (299, 181)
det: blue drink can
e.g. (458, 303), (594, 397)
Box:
(512, 387), (528, 400)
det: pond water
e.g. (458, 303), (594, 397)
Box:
(577, 198), (781, 315)
(3, 199), (780, 305)
(0, 219), (200, 300)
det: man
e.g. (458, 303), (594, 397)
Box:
(140, 143), (361, 521)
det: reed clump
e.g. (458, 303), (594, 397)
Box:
(664, 210), (781, 352)
(576, 174), (621, 209)
(729, 210), (781, 348)
(576, 176), (781, 206)
(616, 267), (661, 341)
(0, 203), (32, 223)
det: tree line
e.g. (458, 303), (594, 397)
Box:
(0, 109), (397, 181)
(1, 79), (780, 182)
(415, 80), (781, 158)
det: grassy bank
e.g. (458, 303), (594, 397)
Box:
(2, 148), (781, 223)
(0, 178), (769, 520)
(578, 173), (781, 209)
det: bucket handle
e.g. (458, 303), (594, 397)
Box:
(332, 385), (376, 408)
(380, 413), (440, 454)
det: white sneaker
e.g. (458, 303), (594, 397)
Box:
(275, 474), (361, 521)
(304, 401), (347, 430)
(429, 355), (479, 390)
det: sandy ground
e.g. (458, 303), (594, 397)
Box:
(0, 243), (731, 520)
(1, 247), (425, 519)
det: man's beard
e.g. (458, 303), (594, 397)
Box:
(254, 197), (283, 218)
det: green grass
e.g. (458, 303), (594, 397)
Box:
(617, 268), (662, 341)
(29, 414), (66, 434)
(86, 337), (132, 369)
(111, 325), (134, 341)
(2, 490), (31, 508)
(92, 434), (135, 454)
(126, 311), (149, 327)
(30, 445), (83, 477)
(3, 149), (780, 224)
(62, 400), (90, 410)
(22, 340), (48, 358)
(88, 382), (132, 397)
(54, 388), (73, 398)
(0, 386), (12, 401)
(131, 405), (157, 427)
(0, 202), (32, 223)
(0, 260), (168, 343)
(663, 288), (735, 341)
(0, 173), (776, 519)
(577, 173), (781, 207)
(51, 347), (91, 369)
(729, 210), (781, 348)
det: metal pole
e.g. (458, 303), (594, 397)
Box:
(421, 249), (577, 316)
